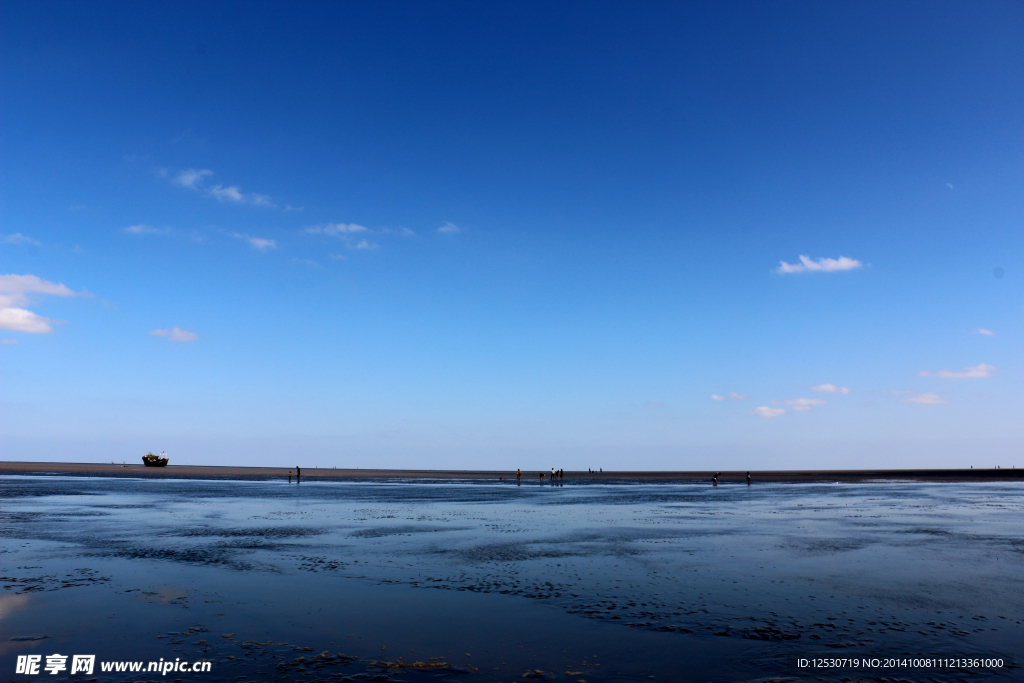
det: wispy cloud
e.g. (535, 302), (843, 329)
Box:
(0, 275), (79, 299)
(438, 222), (460, 234)
(305, 223), (415, 256)
(977, 328), (996, 337)
(172, 168), (213, 188)
(249, 237), (277, 251)
(124, 224), (170, 235)
(0, 274), (85, 334)
(3, 233), (40, 246)
(166, 168), (274, 206)
(306, 223), (369, 236)
(230, 233), (277, 251)
(1, 338), (18, 344)
(150, 327), (198, 343)
(209, 185), (274, 206)
(751, 406), (785, 417)
(903, 392), (946, 405)
(773, 397), (826, 411)
(918, 363), (994, 379)
(711, 393), (747, 401)
(811, 383), (849, 394)
(208, 185), (243, 202)
(776, 255), (863, 274)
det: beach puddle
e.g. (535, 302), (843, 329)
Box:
(1, 476), (1021, 682)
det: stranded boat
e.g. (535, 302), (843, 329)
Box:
(142, 451), (169, 467)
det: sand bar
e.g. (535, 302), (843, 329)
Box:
(0, 460), (1020, 482)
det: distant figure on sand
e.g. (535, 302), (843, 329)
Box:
(747, 471), (751, 485)
(289, 470), (292, 483)
(517, 469), (521, 481)
(296, 466), (301, 482)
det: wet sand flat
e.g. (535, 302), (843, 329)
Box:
(1, 460), (1022, 482)
(1, 475), (1022, 682)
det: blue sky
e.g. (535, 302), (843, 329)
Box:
(2, 1), (1021, 469)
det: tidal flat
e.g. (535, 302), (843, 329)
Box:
(1, 476), (1021, 683)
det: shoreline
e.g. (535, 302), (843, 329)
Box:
(0, 460), (1020, 483)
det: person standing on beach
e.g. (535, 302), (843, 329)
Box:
(747, 471), (751, 485)
(296, 466), (301, 482)
(517, 469), (521, 481)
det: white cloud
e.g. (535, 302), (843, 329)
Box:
(169, 168), (274, 206)
(208, 184), (244, 202)
(3, 233), (40, 246)
(306, 223), (369, 236)
(124, 224), (170, 235)
(751, 406), (785, 417)
(248, 237), (277, 251)
(150, 327), (198, 342)
(0, 274), (78, 299)
(1, 338), (18, 344)
(811, 383), (850, 394)
(918, 363), (994, 379)
(0, 275), (84, 334)
(438, 222), (460, 234)
(305, 223), (413, 255)
(903, 392), (946, 405)
(229, 233), (277, 251)
(0, 308), (55, 333)
(173, 168), (212, 189)
(712, 393), (747, 401)
(776, 255), (863, 274)
(977, 328), (996, 336)
(773, 397), (826, 411)
(946, 183), (954, 189)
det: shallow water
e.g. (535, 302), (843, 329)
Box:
(1, 476), (1021, 682)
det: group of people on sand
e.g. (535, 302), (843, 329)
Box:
(512, 468), (565, 483)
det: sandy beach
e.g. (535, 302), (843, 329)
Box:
(0, 459), (1021, 482)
